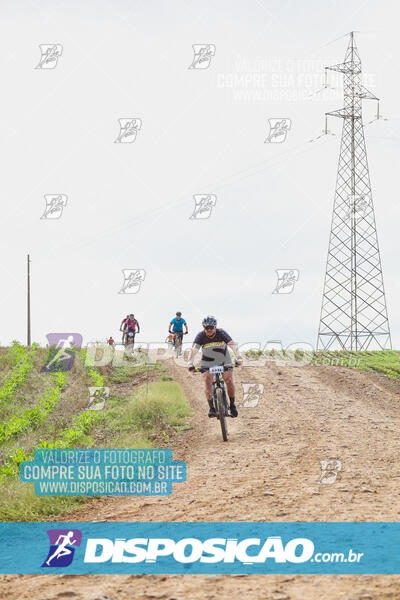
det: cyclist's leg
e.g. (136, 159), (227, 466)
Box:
(177, 331), (183, 350)
(223, 370), (238, 417)
(203, 371), (216, 417)
(223, 370), (235, 397)
(204, 371), (213, 399)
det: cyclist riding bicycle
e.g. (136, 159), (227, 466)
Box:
(187, 316), (242, 418)
(168, 312), (188, 342)
(120, 314), (130, 344)
(123, 314), (140, 347)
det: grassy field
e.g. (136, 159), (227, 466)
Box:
(244, 348), (400, 379)
(0, 343), (192, 521)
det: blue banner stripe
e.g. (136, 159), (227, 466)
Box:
(0, 522), (399, 574)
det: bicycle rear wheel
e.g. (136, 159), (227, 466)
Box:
(216, 387), (228, 442)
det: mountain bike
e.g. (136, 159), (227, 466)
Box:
(125, 330), (136, 349)
(194, 365), (235, 442)
(172, 331), (186, 358)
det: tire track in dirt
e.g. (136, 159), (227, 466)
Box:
(2, 360), (400, 599)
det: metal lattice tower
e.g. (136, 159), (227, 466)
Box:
(317, 32), (391, 351)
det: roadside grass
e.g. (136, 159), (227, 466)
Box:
(106, 362), (163, 384)
(91, 379), (193, 448)
(0, 371), (192, 521)
(244, 348), (400, 380)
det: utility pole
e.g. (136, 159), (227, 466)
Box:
(317, 32), (391, 351)
(27, 254), (31, 347)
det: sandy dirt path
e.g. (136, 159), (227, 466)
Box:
(2, 359), (400, 599)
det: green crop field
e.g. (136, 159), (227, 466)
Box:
(244, 348), (400, 380)
(0, 343), (192, 521)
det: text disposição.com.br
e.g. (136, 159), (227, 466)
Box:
(83, 537), (364, 565)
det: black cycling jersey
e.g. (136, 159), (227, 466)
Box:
(193, 328), (232, 364)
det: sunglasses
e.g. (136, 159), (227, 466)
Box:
(204, 325), (215, 331)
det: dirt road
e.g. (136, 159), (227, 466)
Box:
(2, 360), (400, 599)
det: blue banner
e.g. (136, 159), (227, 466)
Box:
(0, 522), (399, 574)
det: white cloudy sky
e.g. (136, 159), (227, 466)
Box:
(0, 0), (399, 349)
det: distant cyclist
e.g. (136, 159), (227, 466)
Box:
(107, 336), (115, 346)
(124, 314), (140, 347)
(169, 311), (188, 342)
(120, 314), (130, 345)
(187, 316), (242, 418)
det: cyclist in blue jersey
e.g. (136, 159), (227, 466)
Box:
(169, 312), (188, 337)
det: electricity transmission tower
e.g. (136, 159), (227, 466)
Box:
(317, 32), (391, 351)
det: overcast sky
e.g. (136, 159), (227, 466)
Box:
(0, 0), (399, 350)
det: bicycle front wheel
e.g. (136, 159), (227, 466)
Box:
(216, 387), (228, 442)
(175, 335), (182, 358)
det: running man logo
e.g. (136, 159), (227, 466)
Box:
(345, 194), (371, 224)
(35, 44), (63, 69)
(189, 194), (217, 220)
(241, 383), (264, 408)
(265, 118), (291, 143)
(118, 269), (146, 294)
(42, 529), (82, 568)
(42, 333), (83, 373)
(114, 118), (142, 143)
(40, 194), (68, 220)
(272, 269), (299, 294)
(188, 44), (216, 70)
(319, 459), (342, 485)
(88, 386), (110, 411)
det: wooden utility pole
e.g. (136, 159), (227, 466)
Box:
(27, 254), (31, 347)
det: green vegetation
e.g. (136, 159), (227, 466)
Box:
(0, 344), (191, 521)
(244, 348), (400, 379)
(341, 349), (400, 379)
(0, 372), (66, 444)
(92, 379), (192, 449)
(106, 362), (162, 384)
(0, 342), (37, 406)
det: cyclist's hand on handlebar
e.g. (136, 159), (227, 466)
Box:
(234, 355), (243, 366)
(188, 362), (195, 372)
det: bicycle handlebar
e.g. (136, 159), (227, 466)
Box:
(193, 365), (235, 373)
